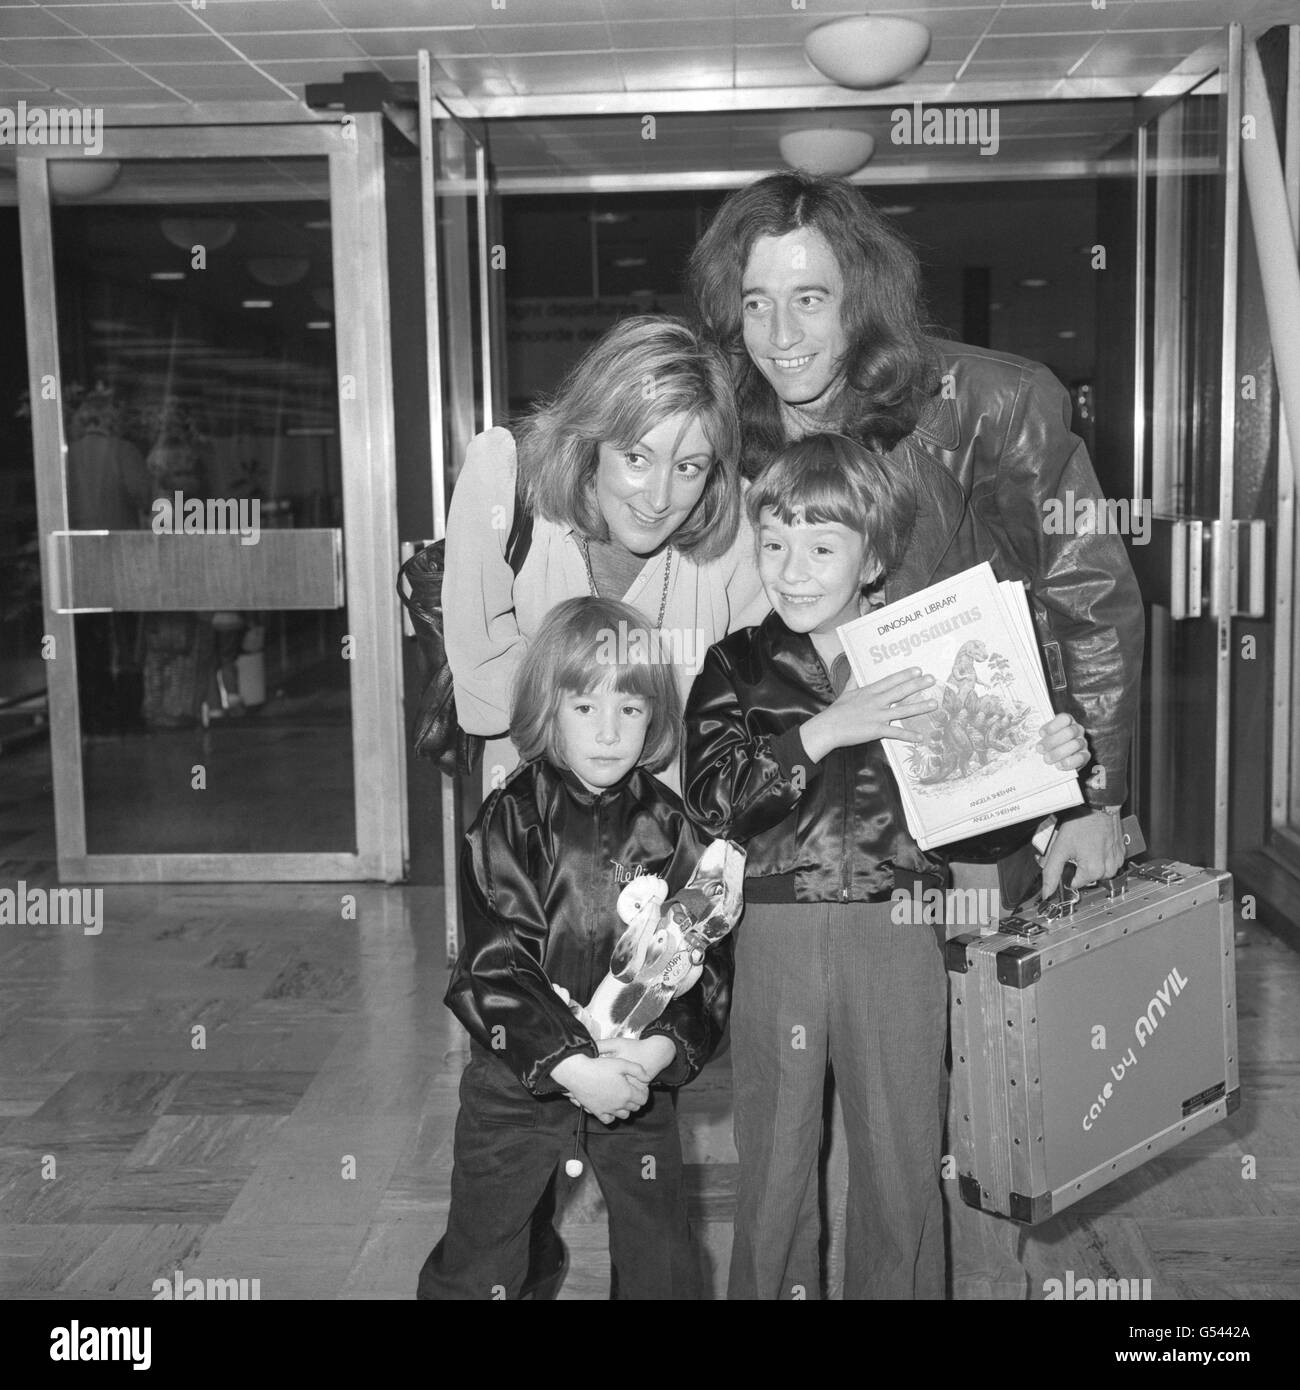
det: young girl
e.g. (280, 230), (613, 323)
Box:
(682, 433), (1090, 1300)
(417, 596), (734, 1301)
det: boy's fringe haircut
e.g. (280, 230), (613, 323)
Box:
(745, 432), (917, 576)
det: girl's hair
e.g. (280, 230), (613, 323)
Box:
(513, 315), (742, 562)
(685, 171), (942, 476)
(510, 595), (682, 774)
(745, 432), (917, 581)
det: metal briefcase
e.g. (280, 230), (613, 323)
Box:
(946, 857), (1239, 1224)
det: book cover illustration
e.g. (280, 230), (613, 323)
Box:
(838, 563), (1082, 848)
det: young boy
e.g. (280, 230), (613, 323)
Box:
(682, 433), (1088, 1300)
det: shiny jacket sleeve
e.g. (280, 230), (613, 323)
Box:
(443, 427), (525, 738)
(445, 792), (599, 1097)
(988, 364), (1143, 807)
(638, 813), (736, 1088)
(682, 639), (815, 844)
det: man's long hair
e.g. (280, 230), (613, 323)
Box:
(686, 172), (941, 475)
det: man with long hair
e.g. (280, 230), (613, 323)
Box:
(686, 172), (1143, 1300)
(687, 170), (1141, 902)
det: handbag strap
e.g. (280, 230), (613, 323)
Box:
(502, 469), (534, 577)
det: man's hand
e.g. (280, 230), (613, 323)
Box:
(1041, 808), (1125, 895)
(550, 1054), (650, 1124)
(595, 1034), (677, 1083)
(1036, 712), (1089, 771)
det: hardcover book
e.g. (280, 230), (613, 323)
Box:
(837, 562), (1083, 849)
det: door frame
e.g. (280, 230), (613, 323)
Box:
(17, 117), (408, 882)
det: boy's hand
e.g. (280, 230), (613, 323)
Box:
(1036, 712), (1089, 771)
(802, 668), (938, 761)
(596, 1034), (677, 1082)
(550, 1054), (650, 1123)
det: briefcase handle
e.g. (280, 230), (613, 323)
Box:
(1003, 816), (1149, 931)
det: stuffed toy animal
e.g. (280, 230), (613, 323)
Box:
(553, 839), (745, 1041)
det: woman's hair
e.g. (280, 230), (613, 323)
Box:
(745, 432), (918, 582)
(685, 172), (942, 474)
(510, 595), (682, 774)
(513, 315), (742, 562)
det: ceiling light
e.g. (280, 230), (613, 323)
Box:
(1018, 278), (1049, 288)
(150, 271), (185, 281)
(990, 301), (1004, 311)
(589, 212), (628, 225)
(161, 217), (236, 251)
(48, 159), (121, 199)
(306, 321), (332, 330)
(779, 128), (876, 177)
(879, 204), (915, 215)
(1057, 330), (1078, 339)
(242, 299), (273, 309)
(613, 256), (647, 268)
(804, 16), (931, 89)
(248, 256), (310, 287)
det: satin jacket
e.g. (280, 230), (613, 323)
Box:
(880, 341), (1144, 807)
(683, 611), (944, 902)
(445, 758), (734, 1098)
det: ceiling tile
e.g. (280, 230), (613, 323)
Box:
(607, 18), (735, 48)
(975, 33), (1103, 60)
(56, 87), (187, 105)
(18, 63), (162, 89)
(98, 34), (244, 63)
(196, 0), (341, 32)
(604, 0), (731, 17)
(256, 58), (379, 82)
(483, 24), (612, 55)
(1119, 0), (1242, 27)
(617, 48), (735, 87)
(134, 61), (283, 86)
(479, 0), (607, 21)
(733, 64), (825, 88)
(37, 4), (212, 38)
(989, 2), (1134, 34)
(496, 54), (623, 93)
(232, 32), (369, 61)
(321, 0), (484, 21)
(351, 29), (489, 58)
(1, 36), (117, 64)
(0, 6), (82, 37)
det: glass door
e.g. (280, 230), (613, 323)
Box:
(18, 122), (406, 881)
(1130, 33), (1244, 869)
(416, 54), (501, 959)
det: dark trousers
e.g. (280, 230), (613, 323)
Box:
(728, 900), (949, 1300)
(417, 1048), (700, 1300)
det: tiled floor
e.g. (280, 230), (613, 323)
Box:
(1, 744), (1299, 1298)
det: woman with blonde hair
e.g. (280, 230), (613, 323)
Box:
(444, 314), (769, 796)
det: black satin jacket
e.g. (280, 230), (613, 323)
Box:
(683, 611), (943, 902)
(444, 758), (734, 1098)
(881, 341), (1144, 807)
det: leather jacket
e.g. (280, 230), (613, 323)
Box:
(683, 610), (946, 902)
(881, 341), (1144, 807)
(445, 758), (733, 1098)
